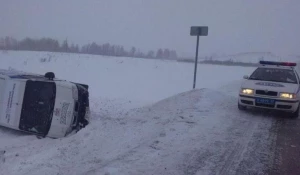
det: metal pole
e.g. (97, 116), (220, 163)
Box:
(193, 35), (200, 89)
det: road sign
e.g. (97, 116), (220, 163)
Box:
(190, 26), (208, 36)
(190, 26), (208, 89)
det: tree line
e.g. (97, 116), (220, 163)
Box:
(0, 36), (178, 59)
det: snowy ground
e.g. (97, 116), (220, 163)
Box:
(0, 51), (283, 175)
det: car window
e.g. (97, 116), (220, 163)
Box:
(249, 68), (298, 84)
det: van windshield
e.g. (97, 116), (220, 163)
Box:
(19, 80), (56, 136)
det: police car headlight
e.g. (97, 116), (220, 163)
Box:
(280, 93), (296, 99)
(241, 88), (254, 95)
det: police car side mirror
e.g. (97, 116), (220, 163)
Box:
(243, 75), (249, 79)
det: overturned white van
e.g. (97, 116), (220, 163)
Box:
(0, 69), (90, 138)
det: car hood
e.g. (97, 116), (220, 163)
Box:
(241, 80), (299, 93)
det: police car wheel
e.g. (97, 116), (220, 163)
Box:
(238, 103), (247, 110)
(290, 105), (299, 118)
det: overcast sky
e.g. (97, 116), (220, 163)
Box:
(0, 0), (299, 57)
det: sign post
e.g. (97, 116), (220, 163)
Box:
(190, 26), (208, 89)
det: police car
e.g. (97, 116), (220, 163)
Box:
(0, 69), (90, 138)
(238, 61), (300, 118)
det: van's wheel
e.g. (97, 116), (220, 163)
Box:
(238, 103), (247, 110)
(290, 105), (299, 118)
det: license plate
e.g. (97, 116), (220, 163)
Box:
(255, 98), (275, 105)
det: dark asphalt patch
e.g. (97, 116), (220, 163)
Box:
(268, 116), (300, 175)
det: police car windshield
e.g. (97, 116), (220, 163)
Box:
(19, 81), (56, 135)
(249, 68), (298, 84)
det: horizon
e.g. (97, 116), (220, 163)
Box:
(3, 35), (299, 59)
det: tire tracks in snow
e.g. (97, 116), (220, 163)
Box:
(181, 90), (275, 175)
(218, 116), (259, 175)
(217, 110), (274, 175)
(217, 109), (277, 175)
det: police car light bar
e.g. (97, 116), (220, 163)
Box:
(259, 61), (297, 67)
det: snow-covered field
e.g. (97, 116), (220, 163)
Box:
(0, 51), (256, 114)
(0, 50), (284, 174)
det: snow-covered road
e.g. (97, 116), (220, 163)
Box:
(89, 88), (278, 175)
